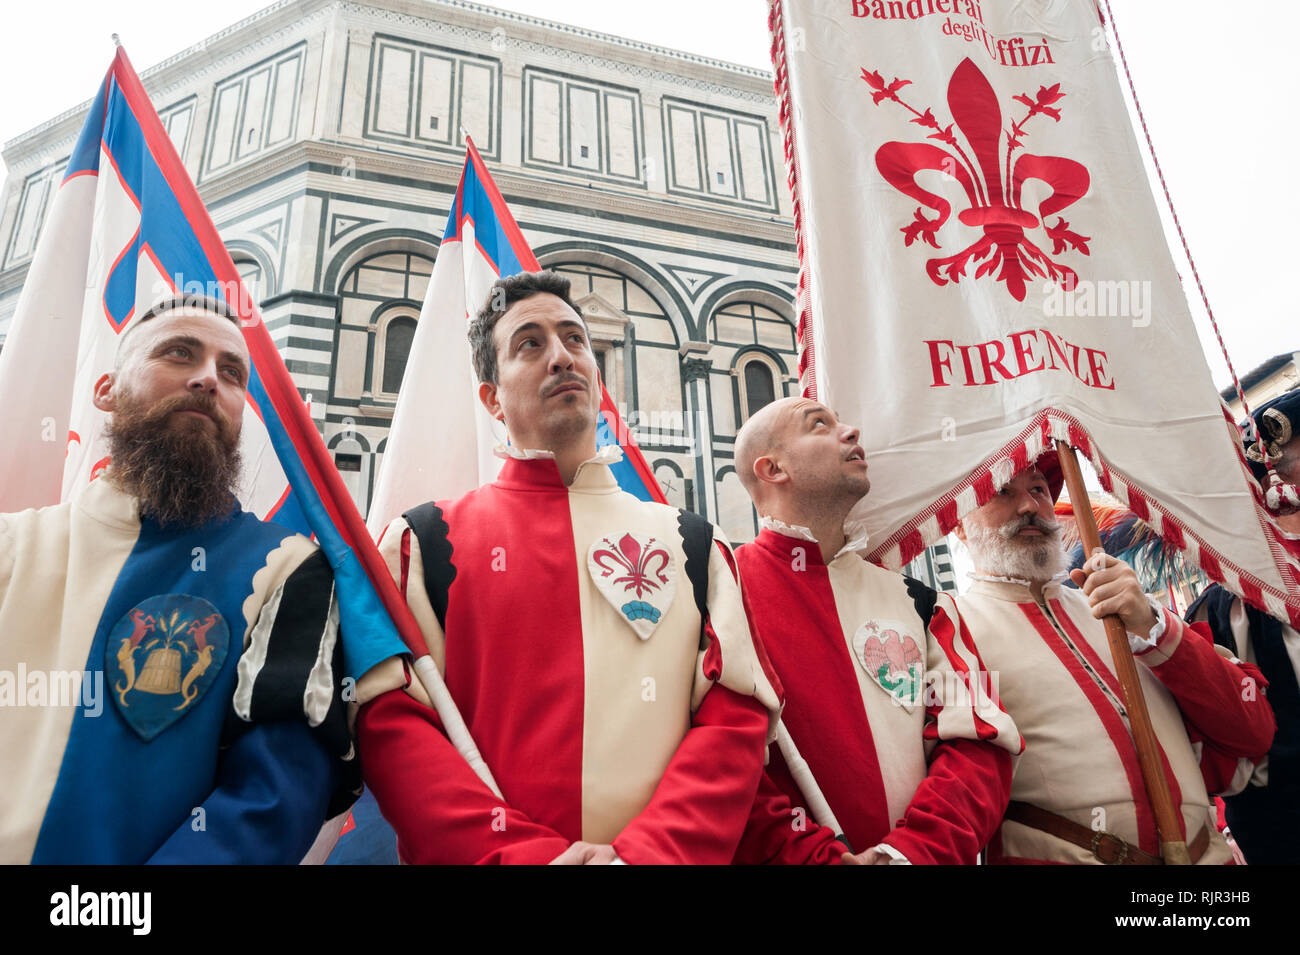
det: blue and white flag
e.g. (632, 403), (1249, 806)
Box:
(0, 48), (408, 682)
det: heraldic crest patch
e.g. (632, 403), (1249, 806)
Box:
(854, 619), (924, 711)
(588, 532), (677, 640)
(105, 594), (230, 741)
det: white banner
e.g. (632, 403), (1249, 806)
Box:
(769, 0), (1299, 622)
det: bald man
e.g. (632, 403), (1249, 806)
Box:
(731, 397), (1022, 864)
(0, 295), (355, 863)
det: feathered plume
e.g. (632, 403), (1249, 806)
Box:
(1054, 498), (1206, 596)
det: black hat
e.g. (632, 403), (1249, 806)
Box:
(1243, 388), (1300, 483)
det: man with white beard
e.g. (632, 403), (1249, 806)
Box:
(954, 452), (1275, 864)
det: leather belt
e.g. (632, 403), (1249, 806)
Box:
(1004, 801), (1210, 865)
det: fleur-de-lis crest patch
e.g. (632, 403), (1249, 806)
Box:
(588, 532), (676, 640)
(853, 619), (924, 711)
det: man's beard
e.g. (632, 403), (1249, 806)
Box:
(105, 390), (243, 528)
(965, 512), (1068, 583)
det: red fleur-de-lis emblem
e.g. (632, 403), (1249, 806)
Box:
(591, 533), (671, 598)
(588, 532), (678, 641)
(865, 57), (1091, 302)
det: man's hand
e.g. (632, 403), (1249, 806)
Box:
(1069, 552), (1158, 636)
(841, 847), (893, 865)
(548, 841), (620, 865)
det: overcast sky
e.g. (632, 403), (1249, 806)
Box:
(0, 0), (1292, 390)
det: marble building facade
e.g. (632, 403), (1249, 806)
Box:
(0, 0), (954, 586)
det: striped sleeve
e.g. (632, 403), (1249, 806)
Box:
(232, 543), (358, 817)
(922, 590), (1024, 755)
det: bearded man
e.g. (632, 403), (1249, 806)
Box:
(729, 397), (1022, 865)
(0, 296), (355, 863)
(356, 271), (780, 864)
(954, 453), (1275, 864)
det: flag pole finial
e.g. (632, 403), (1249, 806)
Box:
(111, 33), (121, 48)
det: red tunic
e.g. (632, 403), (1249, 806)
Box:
(356, 454), (782, 864)
(734, 527), (1022, 864)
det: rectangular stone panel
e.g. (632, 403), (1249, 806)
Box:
(163, 103), (193, 158)
(635, 345), (683, 415)
(333, 327), (368, 400)
(702, 114), (735, 197)
(267, 54), (302, 146)
(710, 370), (737, 437)
(458, 61), (494, 151)
(604, 93), (638, 179)
(417, 53), (454, 144)
(667, 105), (701, 191)
(237, 67), (272, 160)
(713, 312), (753, 343)
(207, 81), (242, 172)
(567, 85), (600, 171)
(6, 174), (48, 263)
(374, 43), (412, 137)
(634, 316), (678, 346)
(528, 74), (562, 164)
(734, 119), (770, 205)
(756, 319), (795, 351)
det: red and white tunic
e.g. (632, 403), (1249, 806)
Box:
(356, 449), (782, 864)
(956, 577), (1276, 865)
(733, 524), (1023, 864)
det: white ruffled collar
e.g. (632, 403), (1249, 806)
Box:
(759, 515), (870, 561)
(493, 443), (624, 465)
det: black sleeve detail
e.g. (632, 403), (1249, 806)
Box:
(903, 575), (938, 631)
(324, 629), (362, 818)
(1185, 584), (1239, 657)
(834, 833), (855, 853)
(235, 549), (360, 815)
(402, 501), (457, 631)
(248, 548), (334, 725)
(677, 508), (714, 637)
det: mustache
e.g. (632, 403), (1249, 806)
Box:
(149, 393), (232, 426)
(997, 513), (1062, 540)
(543, 373), (590, 396)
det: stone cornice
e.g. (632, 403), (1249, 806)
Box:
(0, 136), (794, 298)
(352, 0), (774, 89)
(198, 140), (794, 246)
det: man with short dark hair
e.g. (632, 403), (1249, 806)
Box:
(954, 452), (1275, 864)
(0, 296), (355, 863)
(357, 270), (782, 864)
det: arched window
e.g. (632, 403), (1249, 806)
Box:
(381, 315), (417, 394)
(736, 351), (785, 423)
(334, 251), (433, 404)
(743, 361), (776, 413)
(232, 256), (265, 306)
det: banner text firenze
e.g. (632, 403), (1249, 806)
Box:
(924, 329), (1116, 390)
(851, 1), (1055, 68)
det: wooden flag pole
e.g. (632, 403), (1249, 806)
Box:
(1054, 440), (1192, 866)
